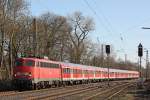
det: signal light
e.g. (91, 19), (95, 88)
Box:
(106, 45), (110, 54)
(138, 43), (143, 57)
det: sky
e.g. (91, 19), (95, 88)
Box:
(28, 0), (150, 66)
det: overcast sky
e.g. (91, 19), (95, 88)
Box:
(29, 0), (150, 65)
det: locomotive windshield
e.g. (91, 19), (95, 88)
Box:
(15, 60), (23, 66)
(15, 60), (35, 67)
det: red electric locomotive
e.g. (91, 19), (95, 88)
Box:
(13, 58), (61, 89)
(13, 57), (139, 90)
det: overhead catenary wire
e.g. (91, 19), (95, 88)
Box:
(93, 0), (126, 53)
(83, 0), (112, 35)
(83, 0), (126, 54)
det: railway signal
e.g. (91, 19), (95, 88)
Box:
(138, 43), (143, 78)
(138, 43), (143, 57)
(106, 45), (110, 86)
(106, 45), (110, 54)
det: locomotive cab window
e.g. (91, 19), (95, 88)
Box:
(15, 60), (35, 67)
(15, 60), (23, 66)
(25, 60), (35, 67)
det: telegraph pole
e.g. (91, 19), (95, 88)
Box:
(32, 18), (37, 57)
(141, 27), (150, 80)
(101, 44), (104, 66)
(146, 50), (149, 80)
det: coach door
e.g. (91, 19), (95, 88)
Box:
(37, 62), (40, 82)
(70, 68), (73, 80)
(34, 61), (40, 83)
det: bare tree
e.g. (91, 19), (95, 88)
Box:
(0, 0), (29, 79)
(28, 12), (70, 61)
(0, 0), (8, 79)
(67, 11), (95, 63)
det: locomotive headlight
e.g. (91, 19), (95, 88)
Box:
(24, 72), (32, 76)
(28, 72), (32, 77)
(15, 72), (32, 76)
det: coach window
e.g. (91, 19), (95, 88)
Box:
(112, 72), (114, 76)
(44, 63), (47, 67)
(89, 70), (91, 74)
(76, 69), (79, 74)
(36, 62), (38, 66)
(49, 63), (59, 68)
(41, 62), (43, 67)
(69, 69), (73, 73)
(95, 71), (97, 74)
(40, 62), (42, 67)
(97, 71), (99, 74)
(63, 68), (69, 74)
(67, 68), (70, 74)
(36, 62), (39, 67)
(82, 70), (84, 74)
(78, 69), (81, 74)
(51, 63), (54, 68)
(85, 70), (87, 74)
(44, 62), (47, 67)
(45, 63), (47, 67)
(38, 62), (40, 67)
(63, 68), (67, 73)
(80, 70), (82, 74)
(46, 63), (49, 67)
(73, 69), (77, 74)
(83, 70), (85, 74)
(93, 71), (95, 75)
(73, 69), (75, 74)
(43, 62), (45, 67)
(41, 62), (44, 67)
(100, 71), (101, 74)
(77, 69), (79, 74)
(104, 72), (107, 76)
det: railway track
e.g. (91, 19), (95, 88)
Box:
(28, 80), (133, 100)
(28, 82), (105, 100)
(84, 81), (135, 100)
(0, 80), (136, 100)
(0, 82), (104, 100)
(106, 84), (131, 100)
(0, 91), (16, 96)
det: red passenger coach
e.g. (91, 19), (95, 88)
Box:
(13, 57), (139, 90)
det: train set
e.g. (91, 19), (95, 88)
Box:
(13, 57), (139, 89)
